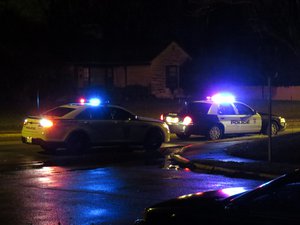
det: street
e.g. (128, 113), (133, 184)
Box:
(0, 134), (267, 225)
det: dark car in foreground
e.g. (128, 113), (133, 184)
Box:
(135, 169), (300, 225)
(161, 93), (286, 140)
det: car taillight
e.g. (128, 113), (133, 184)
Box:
(183, 116), (192, 125)
(160, 114), (164, 121)
(40, 118), (53, 128)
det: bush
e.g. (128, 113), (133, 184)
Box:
(122, 85), (152, 100)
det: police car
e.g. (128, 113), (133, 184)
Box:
(160, 93), (287, 140)
(21, 98), (170, 153)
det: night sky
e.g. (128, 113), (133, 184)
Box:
(1, 0), (300, 102)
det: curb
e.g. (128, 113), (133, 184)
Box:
(170, 153), (278, 180)
(0, 133), (21, 137)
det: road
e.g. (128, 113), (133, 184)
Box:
(0, 134), (275, 225)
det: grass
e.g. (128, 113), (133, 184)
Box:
(209, 132), (300, 177)
(226, 133), (300, 164)
(0, 110), (26, 132)
(188, 132), (300, 178)
(1, 99), (300, 132)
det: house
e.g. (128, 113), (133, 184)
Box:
(65, 41), (192, 99)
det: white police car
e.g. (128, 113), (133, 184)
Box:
(22, 98), (170, 153)
(161, 93), (286, 140)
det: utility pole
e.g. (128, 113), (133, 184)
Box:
(268, 76), (272, 162)
(37, 89), (40, 114)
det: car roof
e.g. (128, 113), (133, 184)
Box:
(58, 103), (135, 114)
(189, 100), (245, 104)
(59, 103), (123, 109)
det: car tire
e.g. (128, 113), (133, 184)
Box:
(66, 132), (90, 153)
(207, 125), (223, 140)
(143, 130), (163, 152)
(176, 133), (191, 140)
(264, 121), (279, 136)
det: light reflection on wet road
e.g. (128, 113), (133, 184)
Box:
(0, 164), (264, 225)
(0, 134), (274, 224)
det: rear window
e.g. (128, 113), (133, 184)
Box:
(42, 107), (75, 117)
(180, 102), (211, 115)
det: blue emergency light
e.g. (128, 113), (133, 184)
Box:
(210, 93), (235, 103)
(78, 97), (102, 106)
(89, 98), (101, 106)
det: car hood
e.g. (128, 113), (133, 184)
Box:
(137, 116), (163, 123)
(149, 187), (248, 210)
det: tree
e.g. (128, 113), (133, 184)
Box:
(188, 0), (300, 56)
(186, 0), (300, 85)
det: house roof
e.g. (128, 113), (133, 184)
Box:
(65, 40), (191, 66)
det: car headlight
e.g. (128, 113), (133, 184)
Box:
(280, 117), (286, 123)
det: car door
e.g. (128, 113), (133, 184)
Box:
(216, 103), (240, 134)
(233, 102), (262, 133)
(107, 106), (136, 142)
(77, 107), (123, 143)
(113, 107), (158, 143)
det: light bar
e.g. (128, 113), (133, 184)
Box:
(211, 93), (235, 103)
(79, 98), (86, 104)
(89, 98), (101, 106)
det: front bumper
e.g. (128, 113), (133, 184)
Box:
(279, 122), (287, 131)
(279, 117), (287, 131)
(21, 136), (44, 145)
(21, 136), (64, 148)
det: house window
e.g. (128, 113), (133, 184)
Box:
(83, 67), (114, 88)
(166, 65), (179, 92)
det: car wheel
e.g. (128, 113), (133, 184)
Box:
(176, 133), (191, 140)
(271, 122), (279, 135)
(144, 130), (163, 151)
(266, 121), (279, 136)
(66, 132), (90, 153)
(207, 125), (223, 140)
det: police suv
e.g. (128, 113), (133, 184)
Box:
(22, 98), (170, 153)
(161, 94), (286, 140)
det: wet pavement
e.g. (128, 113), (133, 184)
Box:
(0, 157), (263, 225)
(178, 141), (259, 163)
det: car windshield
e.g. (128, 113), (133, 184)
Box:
(180, 102), (211, 115)
(42, 107), (75, 117)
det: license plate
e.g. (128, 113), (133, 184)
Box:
(26, 137), (32, 143)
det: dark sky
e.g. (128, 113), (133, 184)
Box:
(1, 0), (300, 92)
